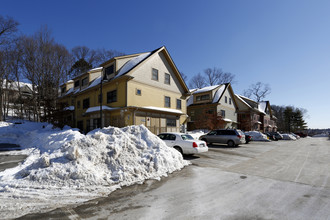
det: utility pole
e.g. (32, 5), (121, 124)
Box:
(100, 72), (103, 128)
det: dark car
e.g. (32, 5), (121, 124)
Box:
(245, 133), (253, 143)
(265, 132), (278, 141)
(199, 129), (245, 147)
(269, 132), (283, 140)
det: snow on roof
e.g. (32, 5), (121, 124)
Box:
(142, 106), (183, 114)
(193, 85), (219, 94)
(212, 85), (225, 103)
(85, 105), (117, 114)
(63, 106), (74, 111)
(235, 94), (252, 108)
(186, 96), (194, 106)
(258, 101), (267, 114)
(2, 80), (33, 91)
(116, 52), (151, 78)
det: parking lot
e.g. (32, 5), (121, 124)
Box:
(15, 137), (330, 219)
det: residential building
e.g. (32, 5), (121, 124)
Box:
(234, 95), (277, 132)
(187, 83), (238, 131)
(57, 46), (190, 134)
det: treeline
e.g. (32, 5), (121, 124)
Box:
(271, 105), (307, 132)
(0, 15), (123, 122)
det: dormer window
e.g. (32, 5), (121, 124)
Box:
(61, 87), (66, 94)
(82, 77), (88, 87)
(105, 65), (114, 75)
(74, 80), (80, 88)
(196, 94), (210, 101)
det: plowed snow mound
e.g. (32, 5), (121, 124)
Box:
(0, 122), (189, 219)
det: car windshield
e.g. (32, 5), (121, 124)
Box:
(181, 134), (194, 140)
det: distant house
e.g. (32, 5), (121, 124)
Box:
(234, 95), (277, 132)
(57, 46), (190, 134)
(187, 83), (238, 131)
(1, 80), (33, 119)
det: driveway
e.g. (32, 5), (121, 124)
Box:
(19, 137), (330, 219)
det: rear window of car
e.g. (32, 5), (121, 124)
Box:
(158, 134), (176, 140)
(237, 130), (244, 136)
(222, 130), (236, 135)
(181, 134), (194, 140)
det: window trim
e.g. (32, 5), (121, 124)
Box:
(152, 68), (159, 81)
(164, 73), (170, 85)
(176, 99), (182, 109)
(165, 96), (171, 108)
(107, 90), (117, 103)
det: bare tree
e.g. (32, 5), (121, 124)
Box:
(70, 46), (124, 77)
(189, 67), (235, 89)
(0, 15), (19, 120)
(204, 67), (235, 85)
(243, 82), (271, 102)
(20, 26), (71, 122)
(189, 73), (207, 89)
(0, 15), (19, 46)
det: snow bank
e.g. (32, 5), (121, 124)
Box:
(245, 131), (270, 141)
(0, 121), (189, 219)
(188, 130), (208, 140)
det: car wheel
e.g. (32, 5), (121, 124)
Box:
(173, 146), (183, 155)
(227, 140), (235, 147)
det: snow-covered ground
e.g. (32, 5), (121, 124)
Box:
(0, 121), (189, 219)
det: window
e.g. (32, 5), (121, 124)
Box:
(196, 94), (210, 101)
(107, 90), (117, 103)
(77, 100), (81, 109)
(136, 89), (142, 96)
(221, 110), (226, 117)
(152, 68), (158, 81)
(167, 119), (176, 127)
(77, 121), (83, 131)
(164, 73), (170, 85)
(74, 80), (80, 88)
(105, 65), (114, 75)
(61, 87), (66, 94)
(176, 99), (181, 109)
(225, 96), (228, 103)
(82, 77), (88, 86)
(83, 98), (90, 109)
(229, 98), (232, 105)
(165, 96), (171, 107)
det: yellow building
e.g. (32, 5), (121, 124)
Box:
(58, 46), (190, 134)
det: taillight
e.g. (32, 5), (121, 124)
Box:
(237, 135), (242, 138)
(193, 142), (198, 148)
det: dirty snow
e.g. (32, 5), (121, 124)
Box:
(0, 121), (189, 219)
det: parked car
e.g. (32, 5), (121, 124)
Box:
(269, 132), (283, 140)
(199, 129), (245, 147)
(290, 133), (300, 139)
(245, 133), (252, 144)
(245, 131), (269, 141)
(294, 132), (307, 138)
(158, 133), (208, 155)
(282, 133), (297, 140)
(265, 132), (278, 141)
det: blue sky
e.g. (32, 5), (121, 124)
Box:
(2, 0), (330, 129)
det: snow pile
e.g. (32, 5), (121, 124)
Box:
(245, 131), (270, 141)
(0, 122), (188, 219)
(282, 133), (297, 140)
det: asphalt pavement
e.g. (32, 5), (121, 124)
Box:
(12, 137), (330, 219)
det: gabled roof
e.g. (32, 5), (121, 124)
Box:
(187, 83), (236, 107)
(102, 46), (189, 94)
(61, 46), (190, 97)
